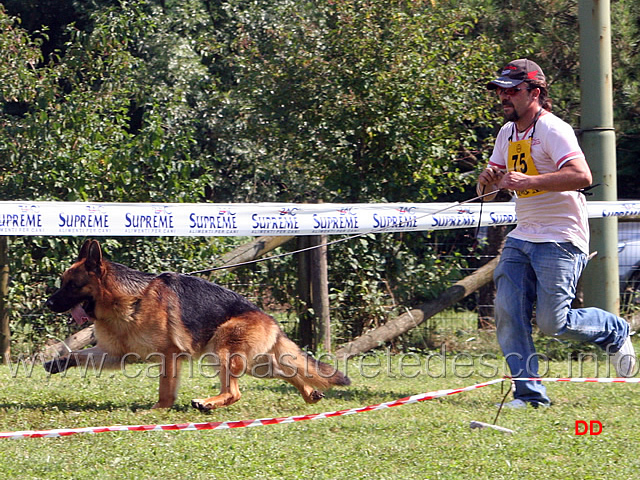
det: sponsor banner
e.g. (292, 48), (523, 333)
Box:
(0, 201), (639, 237)
(591, 201), (640, 218)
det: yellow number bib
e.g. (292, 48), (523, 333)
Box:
(507, 138), (546, 198)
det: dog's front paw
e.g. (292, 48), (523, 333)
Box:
(310, 390), (325, 402)
(43, 356), (75, 374)
(191, 399), (216, 413)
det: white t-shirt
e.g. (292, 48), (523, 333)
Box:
(488, 111), (590, 253)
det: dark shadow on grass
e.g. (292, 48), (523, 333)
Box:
(0, 382), (420, 414)
(249, 382), (415, 405)
(0, 400), (155, 412)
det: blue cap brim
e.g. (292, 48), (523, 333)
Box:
(487, 77), (525, 90)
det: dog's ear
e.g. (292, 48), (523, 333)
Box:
(83, 240), (103, 274)
(77, 239), (93, 261)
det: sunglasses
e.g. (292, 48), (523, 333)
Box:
(496, 86), (531, 96)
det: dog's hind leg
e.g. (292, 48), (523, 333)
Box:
(191, 350), (245, 412)
(270, 337), (331, 404)
(247, 352), (322, 403)
(257, 352), (325, 403)
(281, 372), (326, 404)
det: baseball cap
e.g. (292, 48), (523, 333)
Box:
(487, 59), (546, 89)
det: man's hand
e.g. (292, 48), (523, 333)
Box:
(476, 167), (505, 198)
(498, 171), (532, 191)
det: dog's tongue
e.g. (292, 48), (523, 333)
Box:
(70, 305), (90, 325)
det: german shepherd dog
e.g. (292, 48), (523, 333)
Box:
(44, 239), (350, 410)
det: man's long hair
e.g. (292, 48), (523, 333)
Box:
(527, 79), (552, 112)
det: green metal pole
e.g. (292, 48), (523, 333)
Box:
(578, 0), (619, 313)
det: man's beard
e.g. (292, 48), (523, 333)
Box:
(503, 102), (519, 122)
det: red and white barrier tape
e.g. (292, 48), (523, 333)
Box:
(2, 376), (637, 439)
(508, 377), (640, 383)
(0, 378), (505, 440)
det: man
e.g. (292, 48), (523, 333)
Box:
(477, 58), (636, 408)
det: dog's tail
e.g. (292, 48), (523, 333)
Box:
(273, 334), (351, 390)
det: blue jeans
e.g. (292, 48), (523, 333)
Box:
(494, 237), (630, 405)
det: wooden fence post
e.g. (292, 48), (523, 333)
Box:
(0, 237), (10, 364)
(310, 234), (331, 352)
(297, 236), (313, 349)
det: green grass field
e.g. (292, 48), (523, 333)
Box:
(0, 348), (638, 479)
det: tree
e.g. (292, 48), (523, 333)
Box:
(0, 2), (227, 352)
(203, 0), (503, 339)
(204, 0), (500, 203)
(8, 0), (637, 352)
(474, 0), (640, 199)
(611, 0), (640, 199)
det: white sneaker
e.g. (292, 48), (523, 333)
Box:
(612, 336), (636, 377)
